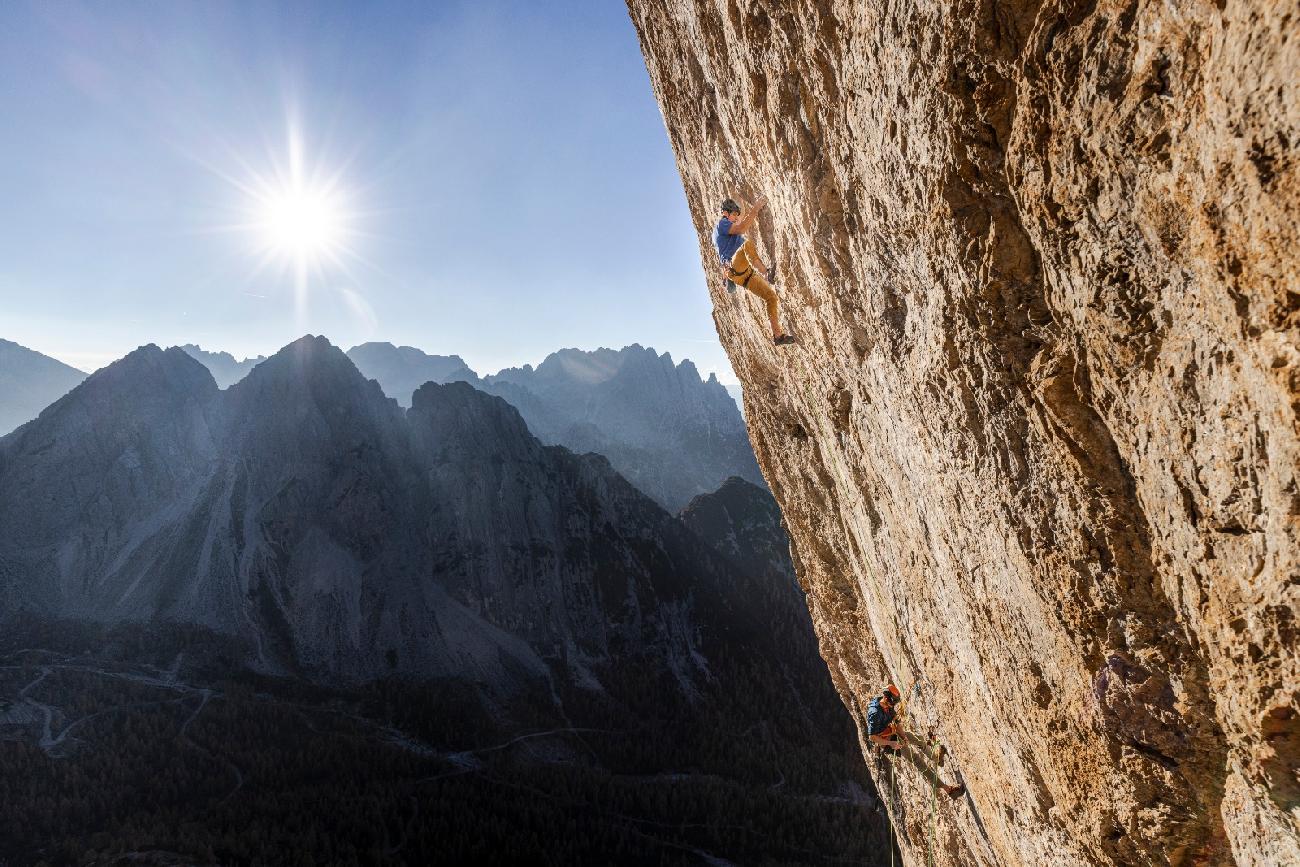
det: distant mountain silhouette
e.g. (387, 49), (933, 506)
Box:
(2, 338), (762, 512)
(178, 344), (267, 388)
(0, 336), (760, 688)
(0, 339), (87, 436)
(345, 341), (478, 404)
(481, 345), (763, 511)
(338, 342), (764, 511)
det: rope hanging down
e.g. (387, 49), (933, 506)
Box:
(929, 737), (939, 867)
(783, 348), (941, 865)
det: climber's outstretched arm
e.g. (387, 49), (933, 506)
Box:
(728, 194), (767, 234)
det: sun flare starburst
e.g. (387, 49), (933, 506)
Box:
(193, 114), (385, 337)
(241, 125), (356, 276)
(257, 185), (345, 259)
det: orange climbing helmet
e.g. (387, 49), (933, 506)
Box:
(882, 684), (900, 703)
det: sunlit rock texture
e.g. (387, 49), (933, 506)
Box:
(626, 1), (1298, 864)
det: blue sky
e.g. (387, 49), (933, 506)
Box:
(0, 0), (731, 383)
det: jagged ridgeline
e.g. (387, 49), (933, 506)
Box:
(4, 339), (763, 513)
(0, 336), (890, 864)
(344, 340), (765, 512)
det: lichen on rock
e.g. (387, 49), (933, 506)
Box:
(625, 1), (1298, 864)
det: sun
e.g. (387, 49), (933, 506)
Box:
(200, 117), (379, 330)
(229, 122), (359, 279)
(257, 184), (345, 259)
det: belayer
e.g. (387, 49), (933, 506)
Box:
(868, 684), (966, 799)
(866, 684), (908, 751)
(715, 195), (796, 346)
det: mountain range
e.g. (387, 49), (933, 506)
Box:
(480, 345), (763, 511)
(3, 339), (760, 512)
(343, 341), (763, 510)
(0, 336), (774, 690)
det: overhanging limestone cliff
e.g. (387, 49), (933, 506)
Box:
(625, 2), (1298, 864)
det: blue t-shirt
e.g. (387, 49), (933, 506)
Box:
(715, 217), (744, 265)
(866, 698), (895, 736)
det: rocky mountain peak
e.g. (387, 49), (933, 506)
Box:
(680, 477), (792, 583)
(483, 343), (762, 510)
(682, 475), (775, 517)
(410, 380), (538, 462)
(525, 345), (627, 385)
(222, 335), (401, 454)
(233, 335), (377, 399)
(345, 342), (478, 407)
(33, 344), (218, 428)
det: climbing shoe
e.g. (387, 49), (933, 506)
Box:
(774, 334), (797, 346)
(945, 783), (965, 799)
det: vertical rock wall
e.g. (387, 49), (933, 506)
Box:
(624, 1), (1297, 864)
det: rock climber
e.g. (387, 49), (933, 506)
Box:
(868, 684), (966, 799)
(714, 195), (796, 346)
(867, 684), (908, 751)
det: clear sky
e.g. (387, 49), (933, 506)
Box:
(0, 0), (732, 383)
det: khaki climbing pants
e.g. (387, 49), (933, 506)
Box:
(728, 239), (780, 328)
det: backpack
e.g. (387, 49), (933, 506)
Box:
(866, 697), (895, 736)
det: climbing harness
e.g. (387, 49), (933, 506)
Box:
(728, 263), (756, 287)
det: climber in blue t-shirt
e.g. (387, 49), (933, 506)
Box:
(714, 195), (795, 346)
(867, 683), (966, 799)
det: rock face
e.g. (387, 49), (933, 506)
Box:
(485, 345), (764, 510)
(626, 2), (1297, 865)
(0, 339), (87, 435)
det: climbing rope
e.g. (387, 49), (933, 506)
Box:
(880, 682), (944, 867)
(782, 338), (943, 865)
(887, 750), (897, 867)
(929, 737), (939, 867)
